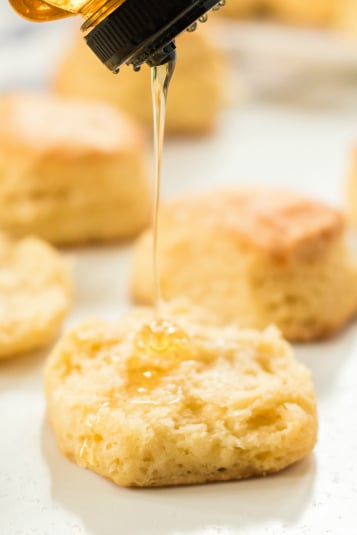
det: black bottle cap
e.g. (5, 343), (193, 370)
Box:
(85, 0), (220, 71)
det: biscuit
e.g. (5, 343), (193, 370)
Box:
(131, 188), (357, 341)
(219, 0), (270, 18)
(221, 0), (341, 27)
(54, 28), (226, 136)
(0, 93), (151, 245)
(0, 234), (71, 359)
(334, 0), (357, 34)
(270, 0), (337, 27)
(44, 301), (317, 487)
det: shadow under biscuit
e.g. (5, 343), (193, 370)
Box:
(41, 421), (316, 535)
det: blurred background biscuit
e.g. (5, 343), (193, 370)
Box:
(334, 0), (357, 35)
(0, 233), (71, 359)
(54, 28), (227, 136)
(132, 188), (357, 341)
(218, 0), (357, 31)
(218, 0), (269, 18)
(270, 0), (338, 27)
(0, 93), (151, 245)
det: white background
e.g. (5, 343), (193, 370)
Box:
(0, 3), (357, 534)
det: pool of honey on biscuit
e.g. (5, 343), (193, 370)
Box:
(126, 319), (192, 401)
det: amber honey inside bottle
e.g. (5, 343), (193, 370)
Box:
(8, 0), (125, 22)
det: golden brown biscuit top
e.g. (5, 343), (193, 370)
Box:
(162, 188), (344, 260)
(0, 93), (145, 156)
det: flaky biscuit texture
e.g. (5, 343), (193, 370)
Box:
(44, 301), (317, 487)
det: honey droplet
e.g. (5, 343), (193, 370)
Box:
(135, 319), (190, 358)
(126, 320), (192, 397)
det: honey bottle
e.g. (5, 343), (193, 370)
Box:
(9, 0), (224, 71)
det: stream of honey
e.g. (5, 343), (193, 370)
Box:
(150, 58), (176, 319)
(126, 57), (193, 395)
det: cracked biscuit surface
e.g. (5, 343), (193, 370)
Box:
(132, 188), (357, 341)
(44, 302), (317, 487)
(0, 234), (71, 359)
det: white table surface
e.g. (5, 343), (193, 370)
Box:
(1, 6), (357, 534)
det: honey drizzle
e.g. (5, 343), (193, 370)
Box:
(128, 57), (191, 397)
(126, 320), (192, 399)
(151, 58), (176, 319)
